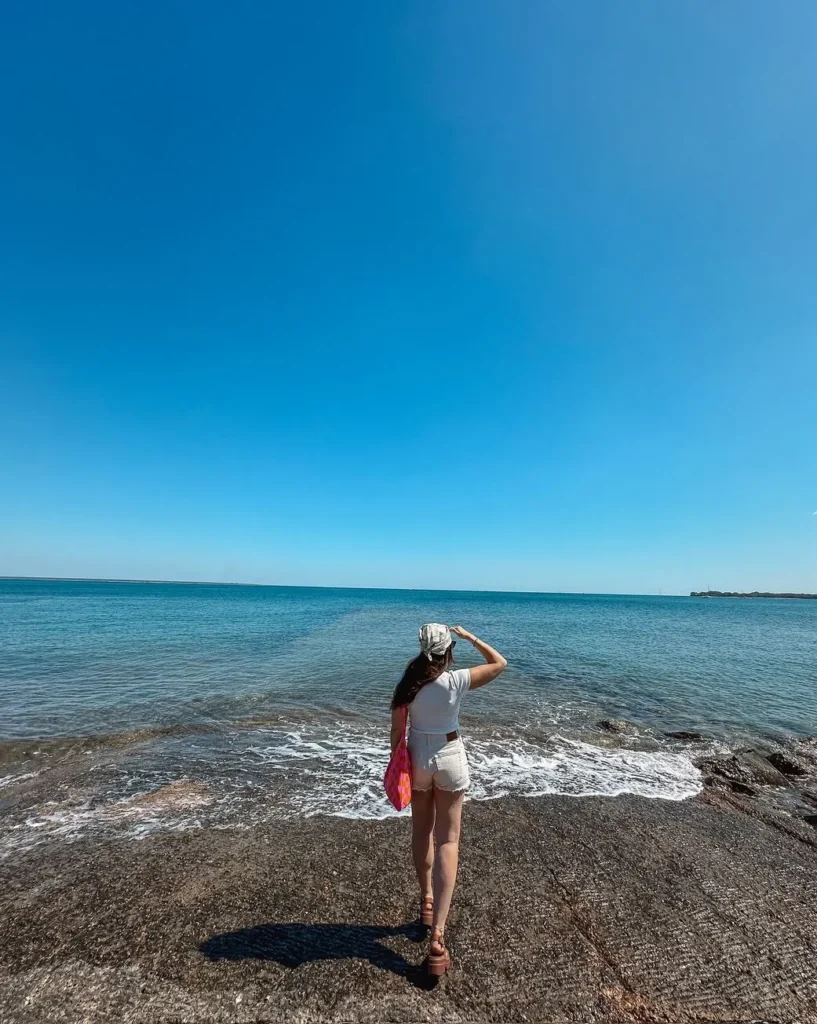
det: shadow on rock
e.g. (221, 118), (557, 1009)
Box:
(200, 921), (435, 987)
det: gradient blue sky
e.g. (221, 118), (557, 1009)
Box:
(2, 1), (816, 593)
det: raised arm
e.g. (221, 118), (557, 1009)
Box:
(450, 626), (508, 689)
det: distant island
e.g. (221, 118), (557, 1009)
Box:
(690, 591), (817, 599)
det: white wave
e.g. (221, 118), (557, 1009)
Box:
(466, 736), (702, 803)
(244, 727), (702, 819)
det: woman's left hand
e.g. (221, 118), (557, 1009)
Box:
(450, 625), (475, 642)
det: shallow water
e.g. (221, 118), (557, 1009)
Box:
(1, 579), (815, 853)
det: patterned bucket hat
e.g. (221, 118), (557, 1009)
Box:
(418, 623), (452, 660)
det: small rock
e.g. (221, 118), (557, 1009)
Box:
(664, 731), (703, 741)
(598, 718), (637, 735)
(728, 781), (758, 797)
(766, 751), (809, 777)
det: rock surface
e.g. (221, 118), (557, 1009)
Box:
(2, 793), (817, 1023)
(664, 730), (703, 741)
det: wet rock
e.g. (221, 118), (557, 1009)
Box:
(701, 773), (756, 797)
(696, 751), (789, 791)
(129, 779), (211, 806)
(109, 779), (212, 818)
(766, 751), (810, 777)
(664, 731), (703, 741)
(803, 814), (817, 829)
(598, 718), (638, 735)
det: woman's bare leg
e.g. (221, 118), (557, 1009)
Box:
(431, 788), (465, 941)
(411, 788), (436, 901)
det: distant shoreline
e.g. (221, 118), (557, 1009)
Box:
(690, 590), (817, 599)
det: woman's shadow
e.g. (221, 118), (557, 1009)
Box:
(200, 920), (435, 988)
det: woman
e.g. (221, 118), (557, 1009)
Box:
(390, 622), (507, 975)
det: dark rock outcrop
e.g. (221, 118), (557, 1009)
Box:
(725, 780), (758, 797)
(766, 751), (810, 777)
(695, 751), (789, 792)
(664, 731), (703, 741)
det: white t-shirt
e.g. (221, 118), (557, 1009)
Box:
(408, 668), (472, 734)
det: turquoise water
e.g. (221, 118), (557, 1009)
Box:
(2, 579), (815, 738)
(1, 579), (815, 852)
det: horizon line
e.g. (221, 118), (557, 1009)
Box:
(0, 575), (684, 598)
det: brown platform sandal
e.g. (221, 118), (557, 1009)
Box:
(427, 927), (450, 976)
(420, 896), (434, 927)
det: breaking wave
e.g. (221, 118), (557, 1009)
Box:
(0, 724), (702, 856)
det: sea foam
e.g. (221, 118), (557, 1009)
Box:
(0, 726), (702, 855)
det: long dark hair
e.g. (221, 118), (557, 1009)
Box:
(391, 646), (454, 709)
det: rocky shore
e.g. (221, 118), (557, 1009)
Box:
(690, 591), (817, 599)
(3, 759), (817, 1024)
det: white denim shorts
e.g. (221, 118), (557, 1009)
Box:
(408, 731), (470, 793)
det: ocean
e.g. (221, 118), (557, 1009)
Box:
(1, 578), (815, 857)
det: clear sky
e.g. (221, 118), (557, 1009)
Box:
(2, 1), (816, 594)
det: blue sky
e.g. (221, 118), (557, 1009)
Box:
(2, 1), (816, 593)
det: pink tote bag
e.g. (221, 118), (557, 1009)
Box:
(384, 705), (412, 810)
